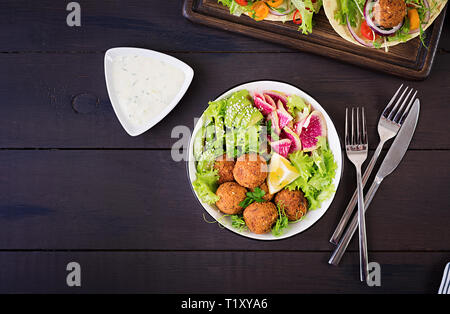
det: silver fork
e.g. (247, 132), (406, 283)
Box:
(345, 107), (369, 282)
(330, 85), (418, 245)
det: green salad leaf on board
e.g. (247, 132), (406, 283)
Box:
(218, 0), (253, 16)
(217, 0), (323, 35)
(291, 0), (316, 34)
(334, 0), (365, 27)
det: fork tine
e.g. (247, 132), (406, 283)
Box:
(387, 86), (410, 121)
(351, 107), (355, 146)
(393, 88), (414, 123)
(399, 90), (417, 124)
(356, 107), (360, 144)
(345, 108), (349, 146)
(362, 107), (367, 144)
(382, 84), (404, 117)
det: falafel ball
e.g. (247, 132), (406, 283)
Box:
(233, 153), (268, 189)
(274, 189), (308, 221)
(243, 202), (278, 234)
(251, 182), (274, 201)
(215, 182), (247, 215)
(214, 154), (235, 185)
(373, 0), (406, 29)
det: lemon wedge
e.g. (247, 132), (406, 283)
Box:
(267, 153), (301, 194)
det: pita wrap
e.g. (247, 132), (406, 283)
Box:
(248, 11), (295, 21)
(244, 1), (296, 22)
(323, 0), (447, 48)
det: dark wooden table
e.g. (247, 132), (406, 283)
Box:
(0, 1), (449, 294)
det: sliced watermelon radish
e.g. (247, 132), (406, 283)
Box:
(299, 111), (328, 152)
(267, 111), (281, 135)
(253, 93), (275, 116)
(263, 94), (276, 108)
(264, 90), (288, 108)
(276, 100), (293, 130)
(287, 120), (294, 130)
(283, 126), (302, 153)
(293, 119), (306, 136)
(270, 138), (291, 158)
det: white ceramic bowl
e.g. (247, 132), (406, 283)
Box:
(104, 47), (194, 136)
(188, 80), (343, 240)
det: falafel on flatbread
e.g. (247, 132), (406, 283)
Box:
(323, 0), (447, 48)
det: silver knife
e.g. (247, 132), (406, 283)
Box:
(329, 99), (420, 266)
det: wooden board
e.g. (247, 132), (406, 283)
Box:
(183, 0), (448, 80)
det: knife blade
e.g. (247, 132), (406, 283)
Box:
(376, 99), (420, 179)
(329, 99), (420, 266)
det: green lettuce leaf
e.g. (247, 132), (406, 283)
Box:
(229, 1), (253, 16)
(387, 18), (411, 43)
(197, 150), (216, 173)
(335, 0), (365, 27)
(287, 138), (337, 210)
(291, 0), (318, 35)
(203, 99), (227, 125)
(193, 169), (220, 205)
(218, 0), (233, 7)
(286, 94), (309, 118)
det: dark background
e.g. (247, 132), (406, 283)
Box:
(0, 1), (449, 293)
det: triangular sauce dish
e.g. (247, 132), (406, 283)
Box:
(104, 47), (194, 136)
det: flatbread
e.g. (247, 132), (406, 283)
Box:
(322, 0), (447, 48)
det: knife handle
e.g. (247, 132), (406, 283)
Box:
(328, 176), (383, 266)
(330, 141), (385, 245)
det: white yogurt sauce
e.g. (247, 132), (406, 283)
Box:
(111, 55), (185, 127)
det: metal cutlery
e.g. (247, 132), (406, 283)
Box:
(330, 85), (418, 245)
(345, 107), (369, 282)
(329, 99), (420, 267)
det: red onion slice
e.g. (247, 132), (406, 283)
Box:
(269, 8), (295, 16)
(347, 16), (374, 47)
(409, 0), (430, 34)
(364, 0), (404, 35)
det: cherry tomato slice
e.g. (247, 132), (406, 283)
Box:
(235, 0), (248, 5)
(360, 19), (375, 41)
(293, 9), (302, 25)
